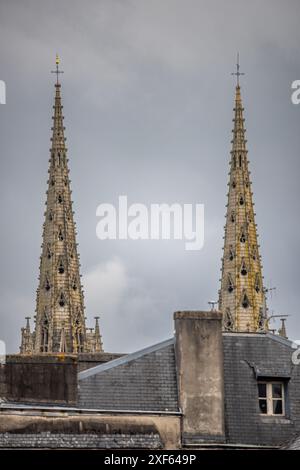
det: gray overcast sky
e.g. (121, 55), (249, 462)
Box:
(0, 0), (299, 353)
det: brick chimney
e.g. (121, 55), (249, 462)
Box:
(174, 311), (225, 444)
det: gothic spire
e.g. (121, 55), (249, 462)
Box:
(219, 68), (267, 332)
(20, 57), (103, 353)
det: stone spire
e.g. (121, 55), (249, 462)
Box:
(19, 317), (33, 354)
(278, 318), (287, 339)
(20, 57), (103, 354)
(219, 73), (267, 332)
(94, 316), (103, 352)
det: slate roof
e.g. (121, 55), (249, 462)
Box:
(78, 338), (179, 412)
(223, 332), (300, 447)
(282, 435), (300, 450)
(0, 432), (162, 449)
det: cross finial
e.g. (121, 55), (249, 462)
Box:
(231, 53), (244, 86)
(51, 54), (64, 84)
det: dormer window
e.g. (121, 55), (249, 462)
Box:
(258, 382), (285, 416)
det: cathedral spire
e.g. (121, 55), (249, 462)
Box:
(219, 64), (267, 332)
(20, 57), (103, 353)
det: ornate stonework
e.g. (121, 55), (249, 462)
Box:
(20, 58), (103, 353)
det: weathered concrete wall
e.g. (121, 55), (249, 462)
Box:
(0, 352), (120, 404)
(174, 310), (225, 444)
(0, 410), (181, 449)
(0, 365), (7, 396)
(3, 355), (77, 404)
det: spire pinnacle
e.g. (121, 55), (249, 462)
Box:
(231, 53), (245, 87)
(51, 54), (64, 85)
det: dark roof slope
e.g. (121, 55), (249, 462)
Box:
(223, 332), (300, 447)
(283, 435), (300, 450)
(78, 338), (178, 412)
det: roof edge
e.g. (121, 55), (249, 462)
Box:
(78, 337), (175, 380)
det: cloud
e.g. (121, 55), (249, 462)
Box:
(83, 257), (128, 318)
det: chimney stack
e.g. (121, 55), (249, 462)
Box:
(174, 311), (225, 445)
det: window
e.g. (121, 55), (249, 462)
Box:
(58, 259), (64, 274)
(58, 227), (64, 241)
(224, 308), (234, 331)
(258, 382), (285, 416)
(40, 316), (49, 353)
(45, 275), (50, 291)
(232, 180), (236, 189)
(59, 292), (66, 307)
(239, 154), (242, 167)
(57, 194), (63, 204)
(240, 230), (246, 243)
(227, 273), (234, 293)
(231, 211), (235, 223)
(241, 259), (247, 276)
(72, 275), (77, 290)
(228, 246), (235, 261)
(255, 273), (261, 293)
(239, 195), (244, 205)
(241, 292), (250, 308)
(258, 308), (265, 330)
(47, 245), (52, 259)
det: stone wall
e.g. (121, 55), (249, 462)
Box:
(2, 354), (77, 404)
